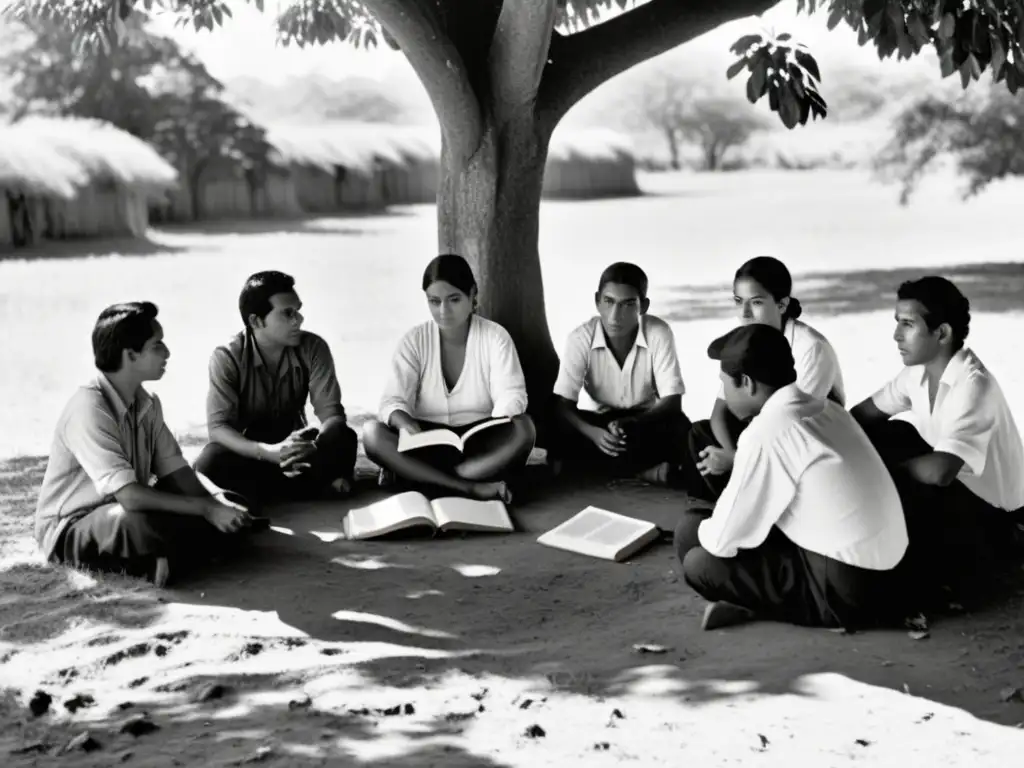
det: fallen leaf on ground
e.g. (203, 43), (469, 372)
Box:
(632, 643), (670, 654)
(524, 724), (546, 738)
(999, 687), (1022, 703)
(908, 630), (930, 641)
(28, 690), (52, 717)
(288, 696), (312, 710)
(594, 741), (610, 750)
(757, 734), (769, 749)
(855, 738), (871, 746)
(194, 683), (230, 702)
(64, 731), (101, 753)
(904, 613), (929, 632)
(9, 742), (48, 755)
(238, 745), (274, 764)
(611, 708), (625, 719)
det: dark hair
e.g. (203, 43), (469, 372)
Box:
(597, 262), (648, 300)
(422, 254), (477, 296)
(92, 302), (159, 373)
(897, 276), (971, 350)
(239, 271), (295, 329)
(735, 256), (802, 321)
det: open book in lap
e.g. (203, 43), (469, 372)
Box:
(537, 506), (660, 562)
(343, 490), (514, 540)
(398, 417), (512, 454)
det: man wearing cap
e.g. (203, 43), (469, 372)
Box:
(674, 325), (909, 630)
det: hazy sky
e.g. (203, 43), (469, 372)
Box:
(155, 0), (886, 84)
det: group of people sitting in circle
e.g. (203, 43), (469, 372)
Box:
(34, 252), (1024, 632)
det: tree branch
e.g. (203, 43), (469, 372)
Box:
(489, 0), (559, 120)
(361, 0), (483, 162)
(538, 0), (785, 130)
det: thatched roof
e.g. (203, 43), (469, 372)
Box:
(0, 116), (178, 199)
(267, 121), (438, 176)
(267, 122), (636, 174)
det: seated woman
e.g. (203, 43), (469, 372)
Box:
(686, 256), (846, 500)
(362, 254), (536, 503)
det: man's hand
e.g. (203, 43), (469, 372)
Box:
(696, 446), (734, 476)
(588, 424), (627, 457)
(204, 497), (253, 534)
(272, 427), (318, 477)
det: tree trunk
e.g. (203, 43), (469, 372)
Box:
(436, 114), (560, 436)
(665, 128), (682, 170)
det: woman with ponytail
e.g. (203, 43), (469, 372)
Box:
(362, 254), (536, 504)
(688, 256), (845, 500)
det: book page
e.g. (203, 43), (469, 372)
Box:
(432, 497), (514, 533)
(459, 417), (512, 445)
(538, 506), (657, 561)
(343, 491), (437, 540)
(398, 427), (463, 453)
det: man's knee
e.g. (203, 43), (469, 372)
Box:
(682, 546), (728, 598)
(512, 414), (537, 451)
(673, 510), (706, 562)
(361, 419), (391, 461)
(193, 441), (237, 477)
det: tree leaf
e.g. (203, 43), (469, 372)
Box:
(730, 34), (763, 55)
(827, 7), (844, 31)
(939, 13), (956, 40)
(991, 33), (1007, 76)
(776, 32), (792, 41)
(726, 58), (747, 80)
(794, 49), (821, 81)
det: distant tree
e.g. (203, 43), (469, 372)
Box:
(6, 0), (1024, 410)
(0, 19), (272, 219)
(638, 71), (768, 170)
(322, 81), (408, 122)
(876, 84), (1024, 204)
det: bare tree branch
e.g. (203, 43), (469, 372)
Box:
(489, 0), (559, 120)
(361, 0), (483, 162)
(538, 0), (784, 129)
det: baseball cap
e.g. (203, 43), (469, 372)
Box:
(708, 325), (797, 388)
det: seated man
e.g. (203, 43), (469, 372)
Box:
(675, 325), (908, 630)
(36, 302), (254, 587)
(549, 261), (690, 484)
(851, 276), (1024, 606)
(195, 271), (358, 505)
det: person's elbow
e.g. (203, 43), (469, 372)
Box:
(208, 423), (233, 447)
(112, 483), (147, 512)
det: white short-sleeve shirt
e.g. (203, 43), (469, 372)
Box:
(378, 314), (528, 428)
(717, 319), (845, 404)
(553, 314), (685, 412)
(871, 347), (1024, 511)
(699, 385), (908, 570)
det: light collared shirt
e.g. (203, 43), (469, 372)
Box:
(553, 314), (686, 412)
(379, 314), (528, 428)
(699, 385), (908, 570)
(871, 347), (1024, 511)
(35, 375), (188, 559)
(207, 330), (346, 439)
(716, 318), (845, 404)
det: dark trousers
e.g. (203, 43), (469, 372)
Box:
(548, 406), (692, 475)
(194, 420), (358, 507)
(683, 412), (749, 500)
(53, 478), (231, 579)
(861, 419), (1021, 605)
(674, 510), (901, 629)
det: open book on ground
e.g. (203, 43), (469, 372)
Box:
(343, 490), (514, 540)
(398, 417), (511, 454)
(537, 506), (660, 562)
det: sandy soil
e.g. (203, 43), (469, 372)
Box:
(2, 451), (1023, 767)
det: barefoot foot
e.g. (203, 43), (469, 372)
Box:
(470, 481), (513, 504)
(330, 477), (353, 497)
(701, 601), (755, 631)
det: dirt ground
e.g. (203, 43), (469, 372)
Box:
(2, 452), (1023, 767)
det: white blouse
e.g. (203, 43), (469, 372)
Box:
(379, 314), (528, 427)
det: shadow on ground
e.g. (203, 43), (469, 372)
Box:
(0, 237), (188, 262)
(152, 209), (419, 238)
(2, 454), (1023, 764)
(663, 261), (1024, 322)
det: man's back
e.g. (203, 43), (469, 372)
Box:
(704, 385), (908, 570)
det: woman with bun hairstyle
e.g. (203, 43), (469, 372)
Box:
(362, 254), (536, 504)
(688, 256), (846, 499)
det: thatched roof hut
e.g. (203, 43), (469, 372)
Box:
(0, 116), (177, 251)
(544, 128), (640, 199)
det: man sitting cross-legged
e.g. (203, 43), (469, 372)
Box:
(548, 261), (691, 484)
(195, 271), (359, 507)
(851, 276), (1024, 608)
(35, 302), (255, 588)
(674, 325), (909, 631)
